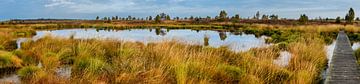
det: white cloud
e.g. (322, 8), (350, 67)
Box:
(40, 0), (360, 18)
(44, 0), (201, 14)
(45, 0), (74, 7)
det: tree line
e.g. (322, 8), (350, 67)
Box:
(96, 8), (358, 24)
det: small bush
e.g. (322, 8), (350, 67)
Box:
(215, 64), (244, 82)
(3, 40), (17, 51)
(355, 48), (360, 65)
(12, 50), (38, 66)
(0, 53), (12, 67)
(0, 51), (23, 67)
(0, 45), (4, 50)
(73, 57), (110, 79)
(17, 66), (41, 79)
(277, 42), (289, 50)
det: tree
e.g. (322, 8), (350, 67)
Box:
(206, 16), (211, 20)
(112, 16), (116, 20)
(115, 16), (119, 20)
(149, 16), (153, 20)
(160, 13), (166, 20)
(155, 15), (161, 23)
(336, 16), (341, 23)
(262, 14), (268, 20)
(127, 16), (132, 21)
(166, 15), (171, 20)
(234, 14), (240, 20)
(299, 14), (309, 24)
(218, 10), (228, 22)
(255, 11), (260, 20)
(345, 8), (355, 23)
(356, 17), (360, 21)
(190, 16), (194, 20)
(269, 14), (279, 20)
(231, 14), (240, 23)
(96, 16), (100, 20)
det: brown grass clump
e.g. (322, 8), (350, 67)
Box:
(14, 33), (327, 84)
(0, 50), (23, 68)
(286, 33), (327, 83)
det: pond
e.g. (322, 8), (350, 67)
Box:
(3, 28), (275, 83)
(31, 28), (271, 51)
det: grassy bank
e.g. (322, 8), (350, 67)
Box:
(0, 24), (349, 83)
(5, 31), (327, 84)
(354, 49), (360, 65)
(0, 28), (36, 51)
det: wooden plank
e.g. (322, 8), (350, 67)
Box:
(325, 31), (360, 84)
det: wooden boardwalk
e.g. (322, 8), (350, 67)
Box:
(325, 31), (360, 84)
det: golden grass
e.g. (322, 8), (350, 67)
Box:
(0, 24), (334, 83)
(0, 50), (23, 68)
(12, 33), (327, 84)
(250, 24), (360, 33)
(287, 34), (327, 83)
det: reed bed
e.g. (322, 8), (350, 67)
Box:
(0, 24), (340, 83)
(8, 32), (327, 84)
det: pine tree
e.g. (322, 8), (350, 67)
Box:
(127, 16), (132, 21)
(218, 10), (228, 22)
(262, 15), (268, 20)
(166, 15), (171, 20)
(155, 15), (161, 23)
(231, 14), (240, 23)
(160, 13), (166, 20)
(190, 16), (194, 20)
(234, 14), (240, 20)
(96, 16), (100, 20)
(345, 8), (355, 23)
(112, 16), (116, 20)
(255, 11), (260, 20)
(269, 14), (278, 20)
(115, 16), (119, 20)
(336, 16), (341, 23)
(299, 14), (309, 24)
(206, 16), (211, 20)
(149, 16), (153, 20)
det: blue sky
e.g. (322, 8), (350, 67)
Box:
(1, 0), (360, 20)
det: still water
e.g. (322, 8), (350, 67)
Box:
(32, 28), (271, 51)
(3, 28), (274, 83)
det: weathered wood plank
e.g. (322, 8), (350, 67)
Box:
(325, 31), (360, 84)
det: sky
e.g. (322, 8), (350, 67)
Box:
(1, 0), (360, 20)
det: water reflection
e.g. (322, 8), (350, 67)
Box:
(155, 28), (166, 36)
(31, 28), (270, 51)
(352, 42), (360, 50)
(218, 31), (227, 41)
(204, 35), (210, 46)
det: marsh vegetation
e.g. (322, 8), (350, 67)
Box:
(2, 24), (360, 83)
